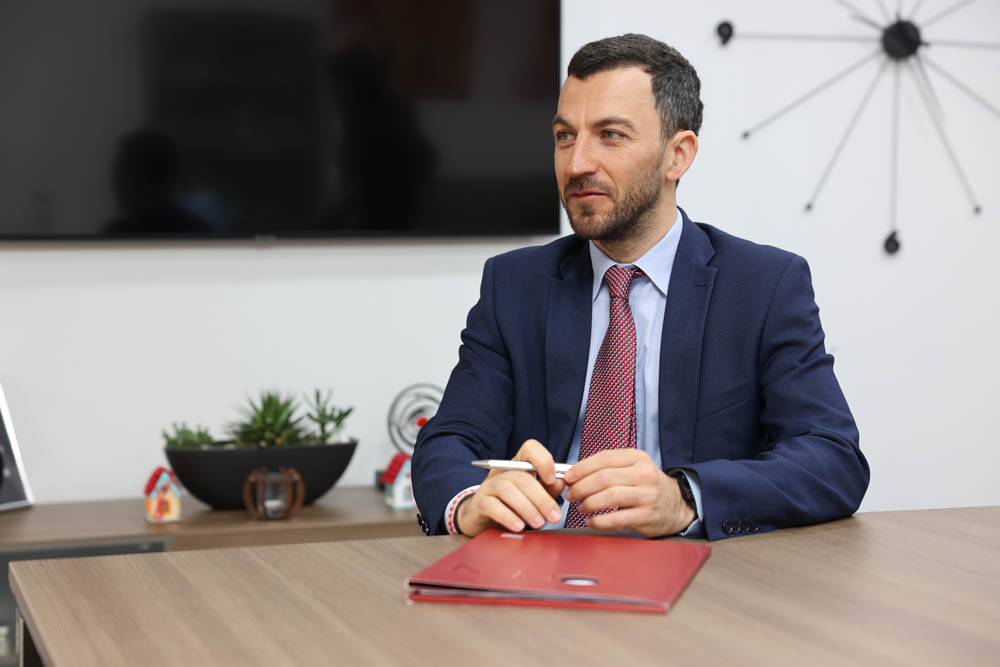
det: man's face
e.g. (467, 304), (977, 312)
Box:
(553, 67), (667, 242)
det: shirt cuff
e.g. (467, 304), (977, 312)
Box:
(445, 486), (480, 535)
(673, 469), (704, 538)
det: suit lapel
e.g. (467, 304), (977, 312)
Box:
(545, 242), (592, 463)
(658, 211), (716, 466)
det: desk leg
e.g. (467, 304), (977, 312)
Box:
(15, 610), (43, 667)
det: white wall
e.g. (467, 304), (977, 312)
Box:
(0, 238), (535, 502)
(3, 0), (999, 512)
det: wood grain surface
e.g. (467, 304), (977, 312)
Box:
(9, 506), (1000, 666)
(0, 487), (420, 552)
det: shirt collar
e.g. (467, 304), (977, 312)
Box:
(588, 209), (683, 302)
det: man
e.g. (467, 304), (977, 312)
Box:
(411, 33), (869, 540)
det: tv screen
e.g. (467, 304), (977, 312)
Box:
(0, 0), (560, 240)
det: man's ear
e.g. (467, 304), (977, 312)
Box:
(665, 130), (698, 184)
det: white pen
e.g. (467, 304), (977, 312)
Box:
(471, 459), (572, 479)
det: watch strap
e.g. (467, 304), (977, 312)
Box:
(668, 470), (697, 511)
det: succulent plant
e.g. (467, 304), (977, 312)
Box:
(304, 389), (354, 443)
(162, 422), (215, 449)
(227, 391), (307, 447)
(164, 389), (353, 449)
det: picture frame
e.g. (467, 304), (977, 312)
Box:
(0, 381), (34, 511)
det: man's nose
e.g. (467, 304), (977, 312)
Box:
(566, 137), (598, 176)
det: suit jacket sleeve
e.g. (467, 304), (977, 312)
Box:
(686, 255), (869, 540)
(411, 257), (510, 534)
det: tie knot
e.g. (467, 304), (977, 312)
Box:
(604, 265), (642, 300)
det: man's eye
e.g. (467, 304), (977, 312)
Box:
(601, 130), (623, 140)
(555, 131), (573, 142)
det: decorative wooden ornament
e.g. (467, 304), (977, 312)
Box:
(242, 467), (305, 520)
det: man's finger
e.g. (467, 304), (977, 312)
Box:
(564, 466), (636, 504)
(491, 477), (549, 529)
(573, 485), (647, 516)
(585, 506), (649, 533)
(514, 438), (558, 485)
(540, 477), (566, 501)
(479, 495), (527, 532)
(508, 472), (563, 524)
(563, 448), (644, 484)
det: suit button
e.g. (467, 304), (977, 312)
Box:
(722, 521), (733, 534)
(749, 520), (759, 532)
(739, 520), (750, 533)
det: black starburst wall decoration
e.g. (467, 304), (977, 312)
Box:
(717, 0), (998, 255)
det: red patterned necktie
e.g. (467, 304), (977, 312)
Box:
(564, 264), (641, 528)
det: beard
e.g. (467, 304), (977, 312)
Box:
(561, 155), (664, 243)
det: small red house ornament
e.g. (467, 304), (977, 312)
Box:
(144, 467), (182, 523)
(380, 453), (415, 509)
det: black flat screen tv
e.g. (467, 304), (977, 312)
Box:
(0, 0), (560, 240)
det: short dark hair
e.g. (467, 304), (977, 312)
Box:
(567, 33), (703, 140)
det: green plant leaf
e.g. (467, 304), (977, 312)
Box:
(303, 389), (353, 443)
(227, 390), (306, 447)
(162, 422), (215, 449)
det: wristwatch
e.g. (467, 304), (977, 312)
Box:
(668, 470), (697, 511)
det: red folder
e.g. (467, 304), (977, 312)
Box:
(407, 529), (710, 614)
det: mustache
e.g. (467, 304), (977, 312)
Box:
(564, 176), (613, 196)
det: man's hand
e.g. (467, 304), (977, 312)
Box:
(457, 439), (565, 537)
(562, 449), (696, 537)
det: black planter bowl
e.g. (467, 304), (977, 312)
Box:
(164, 441), (357, 510)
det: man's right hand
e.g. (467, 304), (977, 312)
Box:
(456, 439), (566, 536)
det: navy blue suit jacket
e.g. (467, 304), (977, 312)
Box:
(412, 210), (869, 540)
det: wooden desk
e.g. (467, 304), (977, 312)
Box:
(9, 507), (1000, 666)
(0, 486), (421, 553)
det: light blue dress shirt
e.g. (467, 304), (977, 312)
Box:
(550, 209), (705, 536)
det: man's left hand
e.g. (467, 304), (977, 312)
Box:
(562, 449), (696, 537)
